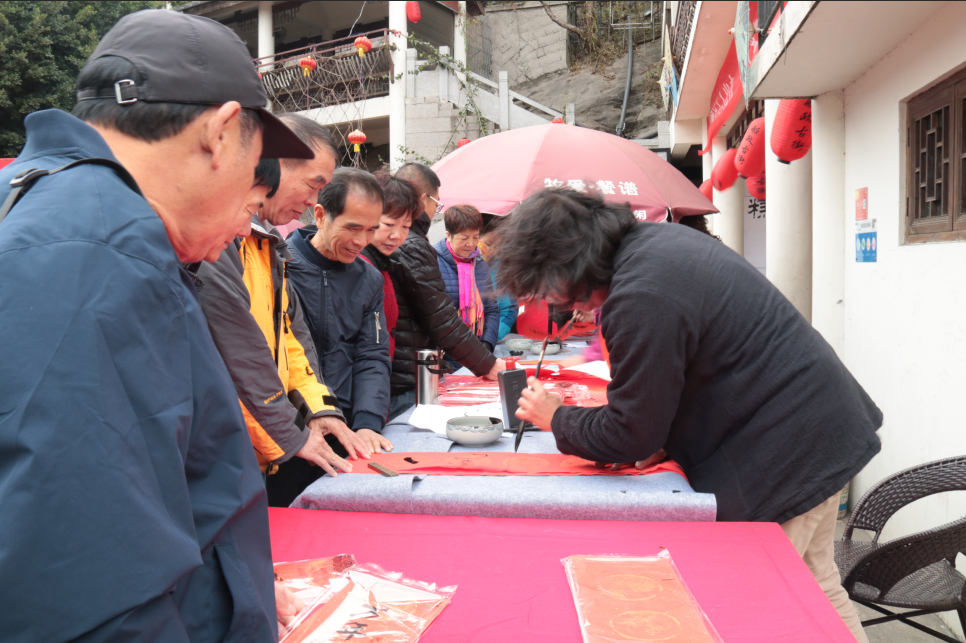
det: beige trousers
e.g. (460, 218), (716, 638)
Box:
(780, 494), (869, 643)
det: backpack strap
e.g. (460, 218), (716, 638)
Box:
(0, 157), (141, 226)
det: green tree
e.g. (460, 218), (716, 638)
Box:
(0, 1), (161, 157)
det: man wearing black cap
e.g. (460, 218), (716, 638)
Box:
(0, 10), (312, 641)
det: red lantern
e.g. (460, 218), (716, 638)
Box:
(299, 56), (317, 77)
(457, 138), (471, 148)
(747, 170), (766, 201)
(770, 99), (811, 164)
(734, 117), (765, 178)
(353, 36), (372, 58)
(699, 179), (713, 202)
(406, 1), (421, 23)
(551, 117), (564, 124)
(711, 148), (739, 191)
(347, 129), (366, 153)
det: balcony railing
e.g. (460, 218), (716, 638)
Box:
(254, 29), (393, 114)
(670, 0), (697, 78)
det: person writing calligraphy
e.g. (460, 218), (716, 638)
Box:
(503, 188), (881, 643)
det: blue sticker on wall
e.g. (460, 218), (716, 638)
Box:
(856, 220), (876, 263)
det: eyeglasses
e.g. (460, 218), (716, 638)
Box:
(429, 195), (444, 217)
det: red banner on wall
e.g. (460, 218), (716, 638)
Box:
(698, 40), (743, 155)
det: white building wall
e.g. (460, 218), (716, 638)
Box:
(842, 5), (966, 636)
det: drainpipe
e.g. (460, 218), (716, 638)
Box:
(616, 15), (633, 137)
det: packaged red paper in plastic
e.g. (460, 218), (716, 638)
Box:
(274, 554), (357, 605)
(280, 563), (456, 643)
(562, 551), (722, 643)
(438, 375), (591, 407)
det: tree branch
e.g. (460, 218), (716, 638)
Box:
(539, 1), (585, 39)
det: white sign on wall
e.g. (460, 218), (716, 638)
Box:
(743, 184), (766, 275)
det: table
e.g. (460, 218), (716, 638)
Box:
(292, 424), (716, 521)
(292, 339), (716, 521)
(270, 508), (856, 642)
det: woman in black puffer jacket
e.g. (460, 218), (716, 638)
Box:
(388, 211), (498, 404)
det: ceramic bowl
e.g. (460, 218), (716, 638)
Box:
(531, 341), (561, 355)
(505, 338), (532, 352)
(446, 416), (504, 446)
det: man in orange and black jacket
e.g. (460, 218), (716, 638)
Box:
(196, 116), (373, 506)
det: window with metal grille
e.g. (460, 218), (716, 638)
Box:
(905, 71), (966, 242)
(727, 100), (765, 150)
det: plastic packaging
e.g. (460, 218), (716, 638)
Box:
(562, 551), (722, 643)
(438, 375), (590, 407)
(280, 563), (456, 643)
(274, 555), (357, 605)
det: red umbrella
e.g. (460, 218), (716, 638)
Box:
(432, 124), (716, 222)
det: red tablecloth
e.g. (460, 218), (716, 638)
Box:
(269, 508), (854, 642)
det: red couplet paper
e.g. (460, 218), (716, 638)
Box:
(563, 554), (722, 643)
(268, 509), (859, 642)
(359, 452), (686, 478)
(699, 40), (743, 155)
(280, 564), (455, 643)
(274, 555), (357, 605)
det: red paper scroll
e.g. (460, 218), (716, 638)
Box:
(563, 553), (723, 643)
(359, 453), (687, 479)
(274, 555), (357, 605)
(699, 40), (743, 155)
(280, 564), (455, 643)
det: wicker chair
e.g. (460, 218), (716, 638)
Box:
(835, 455), (966, 643)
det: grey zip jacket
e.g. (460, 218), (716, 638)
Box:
(287, 226), (392, 432)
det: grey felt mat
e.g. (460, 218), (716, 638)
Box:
(382, 421), (562, 454)
(292, 422), (716, 521)
(292, 464), (716, 521)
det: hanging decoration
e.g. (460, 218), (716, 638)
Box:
(711, 148), (739, 191)
(551, 117), (565, 124)
(299, 56), (317, 77)
(347, 130), (367, 153)
(457, 138), (471, 148)
(699, 179), (713, 202)
(747, 170), (766, 200)
(353, 36), (372, 58)
(406, 1), (422, 23)
(697, 40), (743, 155)
(770, 99), (812, 164)
(734, 117), (765, 178)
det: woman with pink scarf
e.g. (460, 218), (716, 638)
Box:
(434, 205), (500, 365)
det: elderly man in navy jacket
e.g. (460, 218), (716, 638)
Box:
(283, 168), (394, 506)
(0, 11), (315, 642)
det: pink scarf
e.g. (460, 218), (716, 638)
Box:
(446, 239), (485, 336)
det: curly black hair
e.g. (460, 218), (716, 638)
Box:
(495, 188), (637, 307)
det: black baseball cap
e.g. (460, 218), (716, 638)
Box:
(77, 9), (314, 161)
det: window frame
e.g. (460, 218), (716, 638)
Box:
(905, 68), (966, 243)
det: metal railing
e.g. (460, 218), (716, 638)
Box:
(253, 29), (393, 114)
(671, 0), (697, 77)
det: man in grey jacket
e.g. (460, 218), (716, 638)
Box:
(195, 117), (372, 495)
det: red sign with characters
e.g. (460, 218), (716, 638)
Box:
(699, 41), (743, 155)
(856, 187), (868, 220)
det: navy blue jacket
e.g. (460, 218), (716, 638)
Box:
(0, 111), (275, 642)
(434, 239), (499, 348)
(287, 227), (391, 432)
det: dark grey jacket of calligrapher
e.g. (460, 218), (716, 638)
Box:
(552, 223), (882, 523)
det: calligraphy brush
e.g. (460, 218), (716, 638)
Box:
(514, 312), (578, 452)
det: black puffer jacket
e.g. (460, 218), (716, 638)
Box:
(388, 212), (496, 395)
